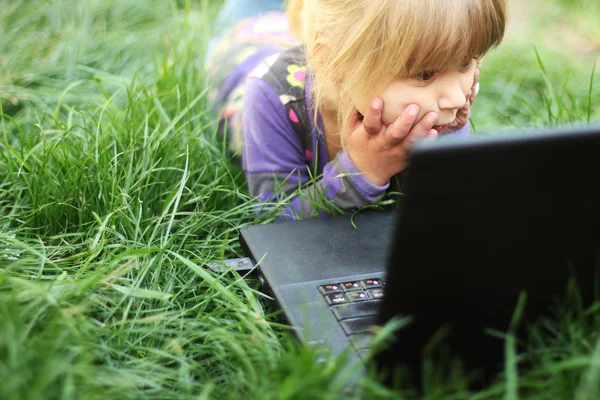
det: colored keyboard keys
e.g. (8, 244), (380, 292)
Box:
(346, 291), (369, 302)
(319, 279), (385, 305)
(324, 292), (347, 305)
(317, 278), (385, 355)
(340, 281), (362, 291)
(319, 283), (342, 295)
(361, 278), (383, 289)
(367, 288), (384, 299)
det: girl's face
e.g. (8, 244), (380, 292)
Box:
(353, 60), (478, 133)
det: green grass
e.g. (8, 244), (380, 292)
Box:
(1, 0), (599, 398)
(470, 0), (600, 130)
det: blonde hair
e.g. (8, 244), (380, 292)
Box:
(286, 0), (305, 41)
(288, 0), (507, 140)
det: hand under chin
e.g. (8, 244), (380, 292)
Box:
(381, 108), (429, 127)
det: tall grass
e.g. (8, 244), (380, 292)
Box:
(471, 47), (599, 130)
(1, 0), (599, 398)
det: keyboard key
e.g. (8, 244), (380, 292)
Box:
(319, 283), (342, 295)
(361, 278), (383, 289)
(325, 292), (347, 305)
(331, 300), (381, 320)
(340, 315), (378, 335)
(367, 288), (384, 300)
(347, 291), (369, 302)
(341, 281), (362, 292)
(349, 333), (373, 350)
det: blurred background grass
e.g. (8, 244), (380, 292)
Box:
(471, 0), (599, 129)
(0, 0), (599, 399)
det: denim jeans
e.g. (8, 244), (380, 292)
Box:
(218, 0), (284, 27)
(208, 0), (284, 59)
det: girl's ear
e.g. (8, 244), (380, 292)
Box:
(310, 35), (330, 71)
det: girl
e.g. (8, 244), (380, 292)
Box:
(208, 0), (507, 221)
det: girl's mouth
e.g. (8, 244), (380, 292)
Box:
(433, 124), (449, 134)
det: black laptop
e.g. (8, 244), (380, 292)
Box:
(239, 125), (600, 385)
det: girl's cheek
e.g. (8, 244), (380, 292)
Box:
(382, 108), (397, 126)
(461, 74), (474, 93)
(462, 65), (478, 88)
(382, 102), (425, 126)
(382, 102), (407, 126)
(355, 97), (405, 126)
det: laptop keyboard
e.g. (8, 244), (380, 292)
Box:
(318, 278), (385, 354)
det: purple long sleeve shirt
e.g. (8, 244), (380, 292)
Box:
(240, 49), (469, 220)
(242, 70), (394, 219)
(208, 14), (469, 221)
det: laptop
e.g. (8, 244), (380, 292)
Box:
(239, 125), (600, 385)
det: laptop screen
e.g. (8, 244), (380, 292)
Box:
(377, 125), (600, 383)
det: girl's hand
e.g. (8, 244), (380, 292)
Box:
(446, 59), (481, 133)
(345, 99), (439, 186)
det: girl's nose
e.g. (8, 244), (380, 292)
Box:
(438, 76), (468, 110)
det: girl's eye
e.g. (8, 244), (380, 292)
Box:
(413, 70), (437, 81)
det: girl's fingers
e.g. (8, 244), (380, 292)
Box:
(363, 98), (384, 135)
(404, 111), (438, 143)
(468, 82), (480, 105)
(449, 105), (469, 131)
(425, 129), (439, 141)
(468, 68), (480, 105)
(345, 110), (362, 139)
(386, 104), (420, 144)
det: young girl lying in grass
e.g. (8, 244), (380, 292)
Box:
(208, 0), (507, 220)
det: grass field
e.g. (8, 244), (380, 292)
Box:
(1, 0), (599, 398)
